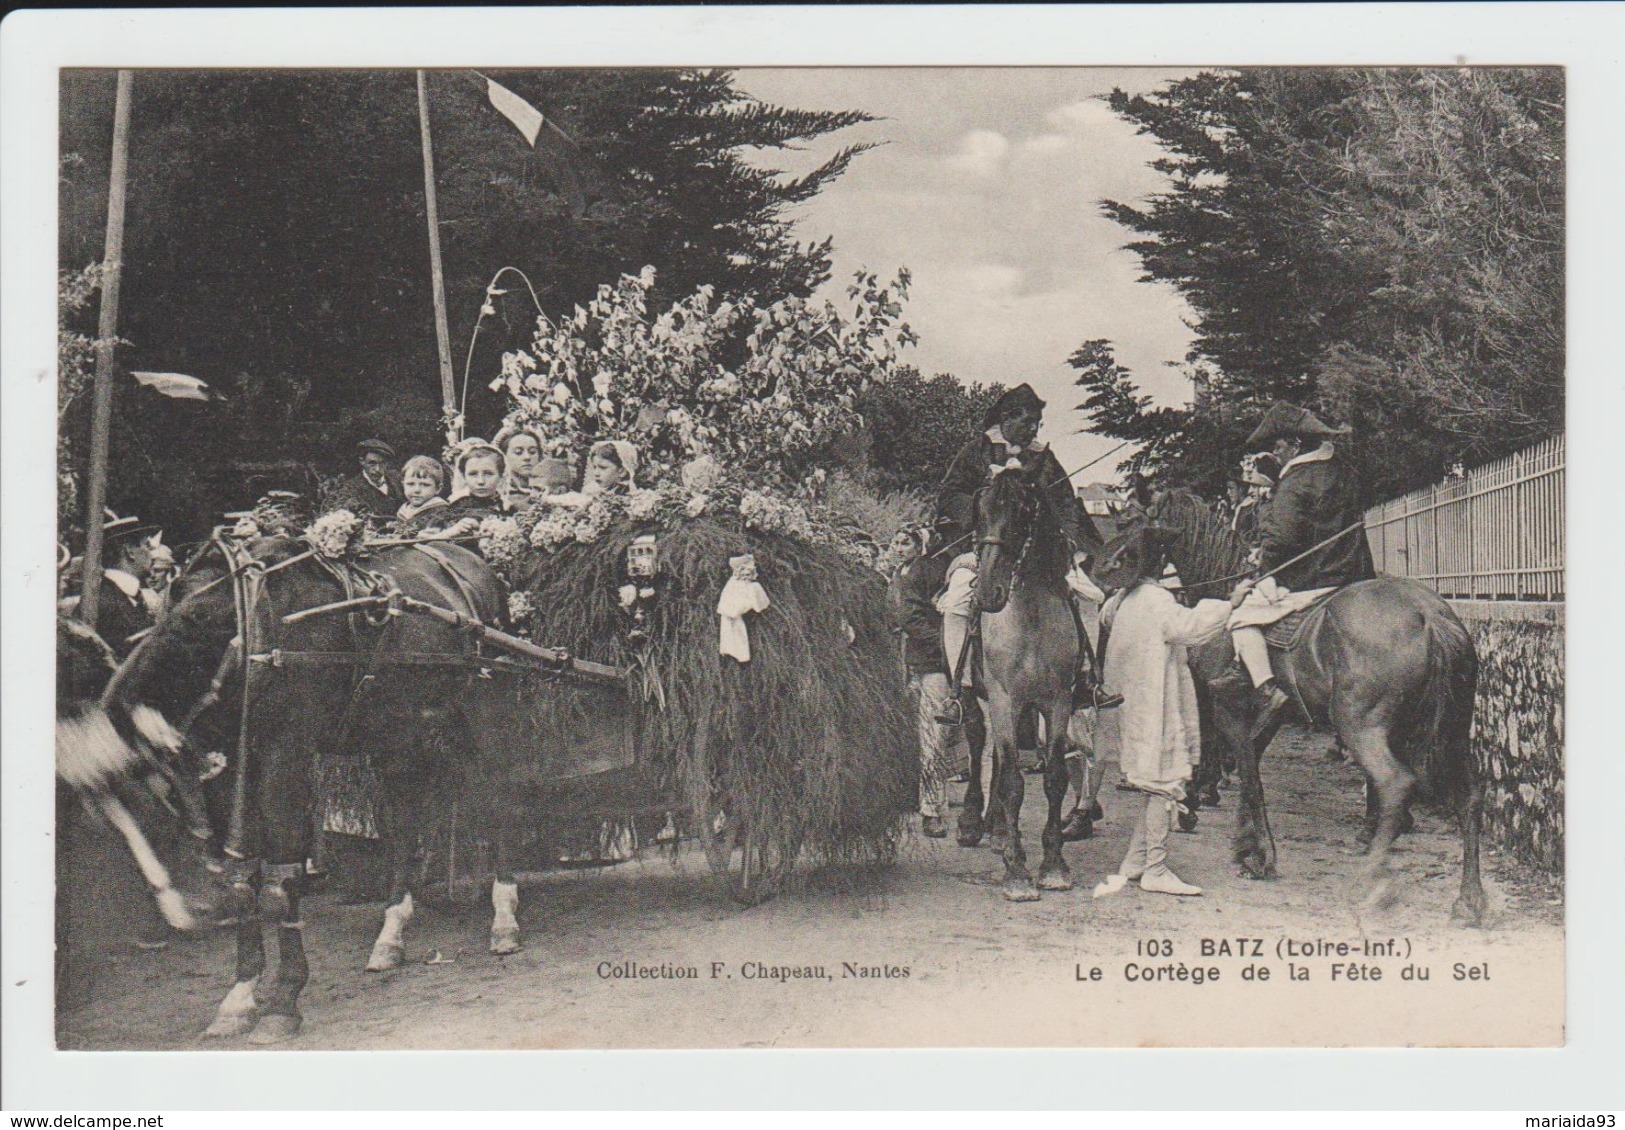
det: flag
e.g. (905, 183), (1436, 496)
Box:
(481, 75), (594, 217)
(486, 78), (544, 147)
(131, 371), (213, 401)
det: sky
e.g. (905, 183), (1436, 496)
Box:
(735, 67), (1198, 484)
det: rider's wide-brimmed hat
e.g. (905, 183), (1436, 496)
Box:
(1245, 401), (1350, 448)
(983, 383), (1047, 428)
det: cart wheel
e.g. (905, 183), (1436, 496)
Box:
(727, 828), (786, 907)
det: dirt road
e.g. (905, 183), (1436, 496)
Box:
(57, 727), (1563, 1049)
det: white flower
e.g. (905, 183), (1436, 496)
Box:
(685, 493), (709, 518)
(598, 398), (615, 416)
(481, 302), (496, 317)
(618, 584), (638, 609)
(507, 592), (536, 622)
(551, 382), (574, 404)
(627, 489), (660, 520)
(592, 372), (612, 397)
(638, 587), (655, 600)
(304, 511), (363, 558)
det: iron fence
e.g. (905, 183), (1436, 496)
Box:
(1364, 434), (1564, 601)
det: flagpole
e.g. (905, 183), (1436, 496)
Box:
(79, 69), (134, 631)
(416, 70), (460, 447)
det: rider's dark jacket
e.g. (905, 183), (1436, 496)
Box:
(936, 426), (1097, 559)
(1259, 444), (1375, 591)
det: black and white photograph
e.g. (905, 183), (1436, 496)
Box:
(7, 4), (1616, 1108)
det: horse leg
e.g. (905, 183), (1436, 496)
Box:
(1219, 691), (1275, 879)
(203, 864), (265, 1038)
(490, 834), (522, 955)
(1036, 700), (1074, 891)
(247, 867), (309, 1043)
(956, 696), (986, 847)
(989, 693), (1037, 902)
(1452, 775), (1487, 927)
(985, 741), (1008, 855)
(1342, 725), (1414, 914)
(1357, 775), (1380, 850)
(366, 784), (420, 972)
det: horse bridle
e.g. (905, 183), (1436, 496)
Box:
(974, 475), (1038, 596)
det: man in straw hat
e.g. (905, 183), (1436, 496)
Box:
(935, 383), (1120, 713)
(59, 511), (158, 657)
(1228, 402), (1374, 736)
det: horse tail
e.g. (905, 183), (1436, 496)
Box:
(1396, 594), (1479, 804)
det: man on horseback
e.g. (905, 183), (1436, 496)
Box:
(935, 383), (1120, 712)
(1229, 402), (1375, 735)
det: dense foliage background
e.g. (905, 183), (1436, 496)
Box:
(1073, 68), (1564, 503)
(58, 69), (895, 538)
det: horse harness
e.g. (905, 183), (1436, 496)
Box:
(947, 478), (1040, 695)
(178, 535), (491, 871)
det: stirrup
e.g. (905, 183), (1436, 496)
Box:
(1091, 687), (1124, 711)
(934, 695), (964, 728)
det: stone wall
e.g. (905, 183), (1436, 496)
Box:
(1452, 601), (1564, 872)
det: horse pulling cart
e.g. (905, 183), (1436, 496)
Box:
(286, 561), (783, 905)
(99, 513), (913, 1042)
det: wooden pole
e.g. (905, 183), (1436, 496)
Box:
(416, 70), (460, 448)
(79, 70), (135, 630)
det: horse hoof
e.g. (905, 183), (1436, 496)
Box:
(203, 1013), (256, 1039)
(1450, 896), (1487, 929)
(490, 930), (523, 956)
(956, 830), (984, 849)
(1088, 801), (1104, 822)
(365, 942), (404, 972)
(1036, 868), (1073, 891)
(1002, 880), (1041, 903)
(246, 1013), (302, 1044)
(1061, 816), (1093, 842)
(1176, 809), (1198, 833)
(1361, 875), (1398, 914)
(1237, 855), (1273, 880)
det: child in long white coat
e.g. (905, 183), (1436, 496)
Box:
(1096, 527), (1249, 897)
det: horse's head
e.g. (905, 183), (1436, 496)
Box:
(973, 466), (1041, 613)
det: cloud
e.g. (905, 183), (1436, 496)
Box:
(1018, 133), (1072, 157)
(1046, 99), (1120, 133)
(945, 129), (1009, 177)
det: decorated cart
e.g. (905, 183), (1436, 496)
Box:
(316, 267), (922, 903)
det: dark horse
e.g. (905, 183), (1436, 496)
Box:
(1139, 493), (1485, 924)
(959, 464), (1079, 901)
(102, 534), (515, 1041)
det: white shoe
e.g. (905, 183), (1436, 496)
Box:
(1139, 865), (1202, 897)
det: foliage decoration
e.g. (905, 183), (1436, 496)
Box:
(489, 266), (917, 492)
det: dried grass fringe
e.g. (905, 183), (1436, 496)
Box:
(488, 517), (917, 879)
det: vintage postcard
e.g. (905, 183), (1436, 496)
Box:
(6, 4), (1612, 1111)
